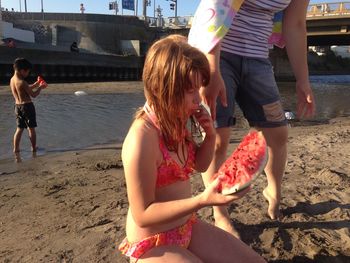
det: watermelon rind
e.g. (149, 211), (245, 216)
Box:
(221, 131), (269, 195)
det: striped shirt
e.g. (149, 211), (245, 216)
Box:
(222, 0), (292, 58)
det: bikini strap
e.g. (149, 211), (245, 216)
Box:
(143, 102), (160, 130)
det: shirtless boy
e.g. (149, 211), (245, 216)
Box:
(10, 58), (47, 153)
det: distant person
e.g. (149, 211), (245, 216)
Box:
(80, 3), (85, 14)
(118, 35), (265, 263)
(70, 42), (79, 53)
(10, 58), (47, 153)
(7, 39), (16, 48)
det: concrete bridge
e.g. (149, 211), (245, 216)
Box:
(1, 2), (350, 83)
(307, 2), (350, 46)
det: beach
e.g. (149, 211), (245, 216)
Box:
(0, 83), (349, 262)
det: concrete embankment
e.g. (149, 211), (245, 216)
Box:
(0, 46), (143, 83)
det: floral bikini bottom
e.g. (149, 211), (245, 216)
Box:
(118, 214), (197, 262)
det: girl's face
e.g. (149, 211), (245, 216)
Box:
(184, 72), (202, 117)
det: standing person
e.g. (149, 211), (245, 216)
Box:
(80, 3), (85, 14)
(190, 0), (316, 236)
(118, 35), (266, 262)
(10, 58), (47, 153)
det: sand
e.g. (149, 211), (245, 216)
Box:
(0, 83), (349, 262)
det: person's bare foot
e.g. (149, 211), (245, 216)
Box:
(214, 215), (241, 239)
(263, 188), (282, 220)
(14, 152), (22, 163)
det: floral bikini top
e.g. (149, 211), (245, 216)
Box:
(143, 102), (196, 188)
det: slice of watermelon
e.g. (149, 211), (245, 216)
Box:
(215, 131), (268, 195)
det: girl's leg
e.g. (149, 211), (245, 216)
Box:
(189, 219), (266, 263)
(201, 127), (239, 237)
(258, 125), (288, 220)
(138, 245), (203, 263)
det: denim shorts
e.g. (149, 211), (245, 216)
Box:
(215, 51), (287, 128)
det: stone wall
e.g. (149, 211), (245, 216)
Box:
(1, 12), (158, 55)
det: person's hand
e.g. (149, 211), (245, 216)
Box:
(200, 71), (227, 120)
(194, 104), (215, 137)
(198, 175), (250, 207)
(39, 82), (48, 89)
(296, 81), (316, 119)
(37, 76), (48, 89)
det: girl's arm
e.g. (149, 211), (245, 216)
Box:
(193, 105), (216, 172)
(123, 121), (243, 228)
(283, 0), (316, 118)
(200, 43), (227, 120)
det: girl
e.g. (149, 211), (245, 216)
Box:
(190, 0), (316, 235)
(118, 35), (266, 263)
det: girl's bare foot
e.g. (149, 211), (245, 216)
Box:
(214, 215), (241, 239)
(263, 188), (282, 220)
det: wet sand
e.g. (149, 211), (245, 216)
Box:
(0, 113), (349, 262)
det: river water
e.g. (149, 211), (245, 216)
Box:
(1, 76), (350, 160)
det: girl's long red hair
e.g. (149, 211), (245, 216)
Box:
(138, 35), (210, 151)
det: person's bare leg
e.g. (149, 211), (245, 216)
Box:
(28, 128), (37, 152)
(13, 128), (24, 153)
(201, 127), (240, 237)
(138, 245), (202, 263)
(14, 152), (22, 163)
(189, 219), (266, 263)
(258, 126), (288, 220)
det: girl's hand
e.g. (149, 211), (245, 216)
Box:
(194, 104), (215, 137)
(198, 176), (250, 207)
(296, 82), (316, 119)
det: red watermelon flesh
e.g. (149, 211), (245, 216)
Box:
(215, 131), (268, 195)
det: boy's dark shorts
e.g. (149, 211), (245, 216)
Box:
(215, 51), (287, 128)
(14, 102), (37, 129)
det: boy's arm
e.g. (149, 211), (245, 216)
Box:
(23, 81), (42, 98)
(28, 81), (40, 90)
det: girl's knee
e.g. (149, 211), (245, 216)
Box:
(261, 126), (288, 147)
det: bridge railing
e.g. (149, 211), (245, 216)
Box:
(307, 1), (350, 17)
(146, 16), (193, 28)
(150, 2), (350, 28)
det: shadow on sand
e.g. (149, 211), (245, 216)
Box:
(232, 200), (349, 263)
